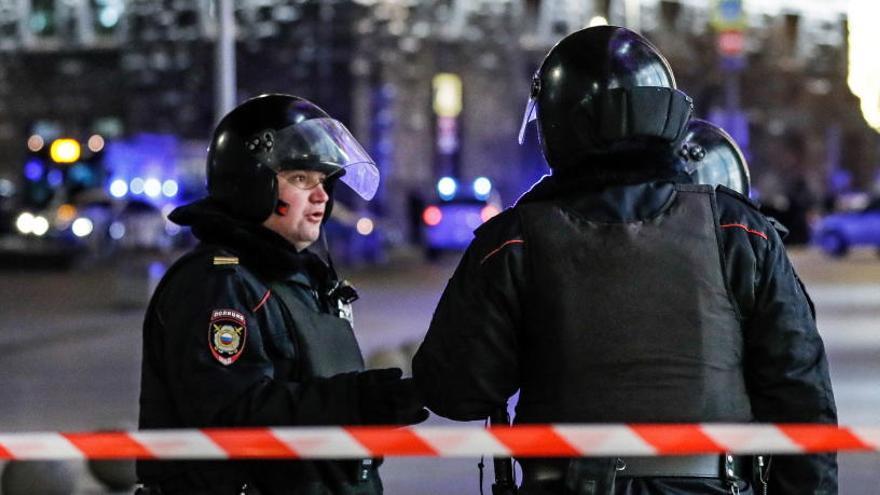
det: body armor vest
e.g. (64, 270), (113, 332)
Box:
(268, 281), (377, 495)
(515, 184), (752, 424)
(269, 281), (365, 379)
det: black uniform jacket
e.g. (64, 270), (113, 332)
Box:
(413, 175), (838, 494)
(138, 199), (380, 495)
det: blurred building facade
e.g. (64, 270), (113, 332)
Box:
(0, 0), (877, 242)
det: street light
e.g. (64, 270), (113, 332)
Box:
(49, 138), (81, 164)
(848, 0), (880, 132)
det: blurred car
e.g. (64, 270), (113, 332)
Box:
(0, 191), (187, 270)
(0, 177), (17, 235)
(113, 199), (176, 252)
(0, 203), (91, 269)
(420, 176), (501, 260)
(812, 197), (880, 257)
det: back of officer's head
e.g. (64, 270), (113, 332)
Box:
(528, 26), (693, 184)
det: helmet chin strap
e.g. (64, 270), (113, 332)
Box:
(274, 199), (290, 216)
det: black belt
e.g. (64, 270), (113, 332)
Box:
(135, 483), (259, 495)
(139, 459), (378, 495)
(617, 455), (747, 479)
(524, 454), (749, 482)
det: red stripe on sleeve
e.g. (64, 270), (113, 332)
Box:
(252, 290), (272, 313)
(480, 239), (524, 265)
(63, 432), (156, 460)
(720, 223), (768, 240)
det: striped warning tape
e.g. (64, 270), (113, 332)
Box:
(0, 424), (876, 460)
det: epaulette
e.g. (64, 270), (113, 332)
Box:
(765, 215), (790, 240)
(213, 255), (239, 265)
(715, 185), (788, 238)
(715, 184), (761, 212)
(212, 255), (240, 270)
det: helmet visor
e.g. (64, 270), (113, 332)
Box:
(690, 147), (750, 197)
(266, 118), (380, 201)
(517, 96), (537, 145)
(683, 121), (750, 197)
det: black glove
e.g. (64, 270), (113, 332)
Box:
(356, 368), (430, 425)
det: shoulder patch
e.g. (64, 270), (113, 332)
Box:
(715, 185), (760, 211)
(208, 308), (247, 365)
(213, 256), (239, 266)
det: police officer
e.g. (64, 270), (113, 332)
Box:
(681, 118), (751, 196)
(412, 26), (837, 494)
(138, 94), (428, 495)
(682, 119), (793, 242)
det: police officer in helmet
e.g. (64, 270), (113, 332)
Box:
(681, 118), (751, 196)
(413, 26), (837, 494)
(138, 94), (428, 495)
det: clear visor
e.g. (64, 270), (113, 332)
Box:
(517, 97), (538, 145)
(265, 118), (380, 201)
(691, 149), (750, 197)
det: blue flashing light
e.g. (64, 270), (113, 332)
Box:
(24, 159), (45, 181)
(109, 179), (128, 198)
(47, 169), (63, 187)
(473, 177), (492, 199)
(148, 261), (167, 280)
(67, 163), (95, 186)
(437, 176), (457, 201)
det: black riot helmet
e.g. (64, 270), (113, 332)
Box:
(519, 26), (693, 172)
(681, 119), (751, 197)
(207, 94), (380, 222)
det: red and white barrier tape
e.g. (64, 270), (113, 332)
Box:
(0, 424), (876, 460)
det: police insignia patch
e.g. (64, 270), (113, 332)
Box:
(208, 309), (247, 365)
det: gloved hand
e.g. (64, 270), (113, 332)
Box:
(356, 368), (430, 425)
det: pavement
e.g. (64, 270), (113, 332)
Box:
(0, 246), (878, 493)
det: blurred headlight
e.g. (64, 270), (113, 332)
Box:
(437, 177), (457, 200)
(32, 216), (50, 236)
(162, 179), (179, 197)
(109, 179), (128, 198)
(15, 212), (35, 234)
(473, 177), (492, 199)
(72, 217), (94, 238)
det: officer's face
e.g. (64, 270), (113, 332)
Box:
(263, 169), (329, 251)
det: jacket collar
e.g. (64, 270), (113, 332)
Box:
(169, 198), (330, 281)
(517, 174), (689, 223)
